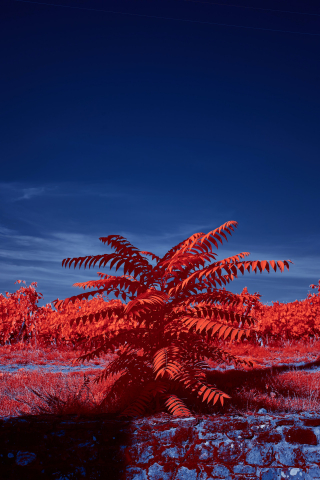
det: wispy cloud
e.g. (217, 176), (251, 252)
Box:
(0, 181), (318, 309)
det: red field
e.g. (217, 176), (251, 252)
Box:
(1, 334), (320, 420)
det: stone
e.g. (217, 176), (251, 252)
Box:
(2, 410), (320, 479)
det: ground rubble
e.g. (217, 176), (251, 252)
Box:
(2, 409), (320, 480)
(121, 409), (320, 480)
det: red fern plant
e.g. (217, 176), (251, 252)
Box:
(52, 220), (293, 418)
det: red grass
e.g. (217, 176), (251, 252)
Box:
(1, 334), (320, 420)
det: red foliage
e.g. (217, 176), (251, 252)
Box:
(2, 223), (318, 419)
(38, 221), (296, 418)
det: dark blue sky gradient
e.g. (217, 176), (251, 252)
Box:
(0, 0), (319, 314)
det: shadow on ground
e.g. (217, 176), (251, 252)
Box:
(187, 356), (320, 416)
(0, 412), (133, 480)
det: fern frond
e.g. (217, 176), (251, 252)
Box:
(123, 288), (169, 316)
(139, 251), (162, 263)
(152, 345), (182, 379)
(174, 288), (254, 310)
(158, 365), (230, 411)
(168, 259), (293, 297)
(162, 394), (193, 417)
(200, 342), (264, 370)
(181, 302), (256, 327)
(91, 346), (153, 386)
(118, 380), (170, 418)
(164, 221), (238, 274)
(53, 276), (142, 311)
(197, 382), (231, 406)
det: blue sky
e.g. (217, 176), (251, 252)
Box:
(1, 0), (319, 315)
